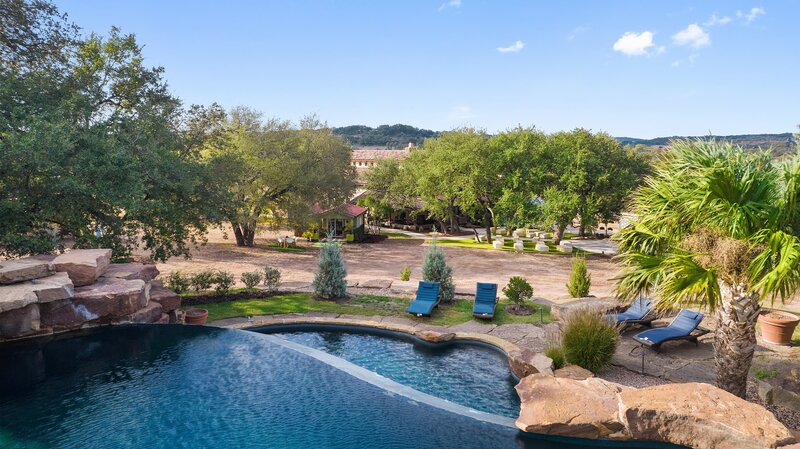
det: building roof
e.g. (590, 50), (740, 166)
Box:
(312, 203), (368, 218)
(351, 148), (410, 162)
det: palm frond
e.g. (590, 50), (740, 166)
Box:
(749, 230), (800, 305)
(658, 252), (721, 311)
(613, 252), (666, 300)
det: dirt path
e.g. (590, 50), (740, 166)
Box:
(147, 228), (621, 301)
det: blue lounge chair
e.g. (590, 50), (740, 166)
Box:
(472, 283), (498, 319)
(633, 309), (709, 351)
(406, 281), (441, 317)
(608, 297), (654, 328)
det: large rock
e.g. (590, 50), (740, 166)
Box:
(52, 249), (112, 286)
(149, 285), (180, 312)
(128, 301), (162, 323)
(619, 382), (796, 449)
(515, 374), (628, 439)
(71, 278), (148, 320)
(0, 304), (40, 338)
(415, 330), (455, 343)
(0, 272), (74, 313)
(0, 257), (54, 284)
(101, 263), (159, 282)
(39, 299), (93, 329)
(509, 348), (554, 378)
(551, 297), (620, 321)
(554, 364), (595, 380)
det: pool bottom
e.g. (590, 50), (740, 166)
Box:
(0, 325), (686, 449)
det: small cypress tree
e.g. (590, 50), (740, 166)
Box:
(567, 255), (591, 298)
(313, 241), (347, 299)
(422, 242), (455, 303)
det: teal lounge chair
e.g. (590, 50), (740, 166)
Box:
(473, 283), (498, 319)
(406, 281), (440, 317)
(608, 297), (654, 329)
(633, 309), (709, 351)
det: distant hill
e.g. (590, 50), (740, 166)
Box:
(617, 133), (797, 156)
(333, 124), (439, 148)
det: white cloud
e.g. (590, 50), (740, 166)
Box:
(612, 31), (655, 56)
(704, 14), (732, 27)
(671, 60), (681, 68)
(737, 7), (765, 23)
(497, 40), (524, 53)
(449, 105), (474, 120)
(672, 24), (710, 48)
(438, 0), (461, 11)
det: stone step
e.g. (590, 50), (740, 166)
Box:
(0, 257), (54, 284)
(101, 263), (159, 282)
(148, 285), (180, 313)
(52, 249), (112, 287)
(0, 272), (74, 313)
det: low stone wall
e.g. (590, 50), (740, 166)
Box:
(0, 250), (181, 341)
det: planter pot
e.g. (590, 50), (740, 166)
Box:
(185, 308), (209, 325)
(758, 310), (800, 345)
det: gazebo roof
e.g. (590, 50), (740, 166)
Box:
(312, 203), (368, 219)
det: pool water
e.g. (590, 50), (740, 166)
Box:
(267, 326), (520, 417)
(0, 325), (684, 449)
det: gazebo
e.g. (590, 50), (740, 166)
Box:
(312, 203), (368, 241)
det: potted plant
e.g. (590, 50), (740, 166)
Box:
(185, 308), (209, 325)
(757, 309), (800, 345)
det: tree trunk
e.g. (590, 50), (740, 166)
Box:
(484, 208), (493, 244)
(714, 281), (761, 398)
(231, 222), (256, 247)
(554, 224), (567, 245)
(232, 222), (245, 246)
(449, 204), (459, 233)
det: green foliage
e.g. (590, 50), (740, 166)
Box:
(263, 266), (281, 291)
(313, 241), (347, 299)
(567, 256), (592, 297)
(753, 368), (778, 380)
(541, 187), (580, 242)
(345, 233), (354, 243)
(422, 243), (455, 303)
(502, 276), (533, 306)
(0, 3), (230, 261)
(213, 270), (235, 295)
(399, 265), (412, 281)
(240, 271), (263, 289)
(545, 345), (566, 370)
(221, 110), (356, 247)
(165, 271), (191, 294)
(191, 271), (216, 292)
(561, 307), (619, 373)
(333, 124), (438, 147)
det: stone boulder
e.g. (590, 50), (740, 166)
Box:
(71, 278), (148, 320)
(359, 279), (392, 289)
(149, 285), (181, 313)
(551, 297), (620, 321)
(0, 257), (54, 284)
(0, 304), (40, 339)
(554, 364), (594, 380)
(53, 249), (112, 286)
(515, 374), (628, 439)
(101, 263), (159, 282)
(128, 301), (162, 323)
(619, 382), (796, 449)
(0, 282), (40, 313)
(508, 348), (554, 378)
(415, 330), (455, 343)
(0, 272), (74, 313)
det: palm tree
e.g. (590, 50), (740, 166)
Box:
(615, 140), (800, 398)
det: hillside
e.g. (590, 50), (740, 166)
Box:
(333, 124), (439, 148)
(617, 133), (797, 156)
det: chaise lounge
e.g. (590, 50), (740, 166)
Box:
(633, 309), (710, 351)
(406, 281), (441, 317)
(472, 283), (498, 319)
(608, 297), (655, 329)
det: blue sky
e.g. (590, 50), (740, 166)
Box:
(56, 1), (798, 137)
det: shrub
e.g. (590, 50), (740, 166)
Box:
(263, 266), (281, 291)
(190, 270), (215, 292)
(502, 276), (533, 306)
(561, 307), (619, 373)
(422, 243), (454, 303)
(166, 271), (190, 294)
(240, 271), (263, 289)
(313, 241), (347, 299)
(567, 255), (591, 298)
(544, 326), (566, 369)
(399, 265), (412, 281)
(213, 270), (235, 295)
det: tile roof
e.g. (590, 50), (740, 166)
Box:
(351, 148), (410, 161)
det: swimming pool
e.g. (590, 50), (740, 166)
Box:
(265, 325), (520, 417)
(0, 325), (684, 448)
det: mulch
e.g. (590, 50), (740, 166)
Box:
(181, 289), (284, 306)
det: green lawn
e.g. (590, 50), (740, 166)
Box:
(197, 292), (551, 327)
(382, 231), (415, 239)
(425, 237), (586, 255)
(266, 243), (306, 252)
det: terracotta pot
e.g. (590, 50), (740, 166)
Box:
(184, 308), (209, 325)
(758, 310), (800, 345)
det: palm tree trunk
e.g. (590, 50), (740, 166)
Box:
(714, 281), (761, 398)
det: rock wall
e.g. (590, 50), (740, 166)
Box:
(0, 250), (180, 341)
